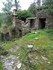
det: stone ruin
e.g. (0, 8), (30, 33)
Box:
(26, 11), (53, 30)
(0, 9), (30, 40)
(36, 11), (53, 29)
(12, 9), (30, 37)
(0, 9), (53, 40)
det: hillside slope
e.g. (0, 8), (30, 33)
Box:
(0, 29), (53, 70)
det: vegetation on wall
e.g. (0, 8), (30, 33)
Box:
(17, 10), (33, 21)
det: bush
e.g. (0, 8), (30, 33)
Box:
(17, 10), (33, 21)
(0, 47), (8, 56)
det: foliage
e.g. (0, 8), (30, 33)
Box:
(42, 0), (53, 15)
(17, 10), (33, 21)
(2, 0), (13, 13)
(2, 0), (13, 26)
(2, 0), (20, 26)
(0, 13), (10, 27)
(0, 13), (4, 27)
(28, 2), (37, 16)
(0, 46), (8, 56)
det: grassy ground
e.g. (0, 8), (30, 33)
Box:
(3, 29), (53, 50)
(0, 29), (53, 70)
(0, 63), (3, 70)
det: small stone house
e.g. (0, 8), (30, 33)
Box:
(26, 11), (53, 29)
(36, 11), (53, 29)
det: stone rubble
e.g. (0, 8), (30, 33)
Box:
(2, 55), (22, 70)
(35, 32), (38, 34)
(41, 56), (48, 61)
(34, 38), (39, 40)
(28, 45), (33, 49)
(16, 63), (22, 69)
(47, 62), (51, 64)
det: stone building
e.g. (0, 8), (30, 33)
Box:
(0, 9), (30, 40)
(26, 5), (53, 29)
(26, 11), (53, 30)
(36, 11), (53, 29)
(26, 17), (37, 30)
(0, 26), (12, 40)
(12, 9), (30, 38)
(0, 8), (53, 40)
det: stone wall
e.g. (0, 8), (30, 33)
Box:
(26, 17), (37, 30)
(36, 11), (53, 29)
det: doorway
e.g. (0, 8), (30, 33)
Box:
(39, 18), (46, 29)
(19, 29), (22, 37)
(30, 19), (35, 28)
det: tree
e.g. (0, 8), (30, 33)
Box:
(37, 0), (41, 7)
(17, 10), (32, 21)
(0, 13), (4, 27)
(15, 0), (20, 10)
(2, 0), (13, 13)
(2, 0), (21, 26)
(2, 0), (13, 26)
(42, 0), (53, 15)
(28, 2), (37, 16)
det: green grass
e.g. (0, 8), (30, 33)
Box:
(3, 29), (53, 50)
(3, 33), (38, 50)
(2, 29), (53, 70)
(0, 63), (3, 70)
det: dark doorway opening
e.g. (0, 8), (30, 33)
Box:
(19, 29), (22, 37)
(30, 19), (35, 28)
(11, 28), (16, 38)
(1, 33), (5, 41)
(39, 18), (46, 29)
(5, 32), (9, 40)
